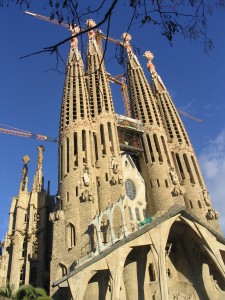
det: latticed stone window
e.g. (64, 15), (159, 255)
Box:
(125, 179), (136, 200)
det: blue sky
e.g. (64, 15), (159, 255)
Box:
(0, 2), (225, 240)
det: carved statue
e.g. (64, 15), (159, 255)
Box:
(206, 208), (219, 220)
(170, 167), (179, 185)
(111, 155), (119, 174)
(83, 168), (90, 187)
(202, 189), (211, 206)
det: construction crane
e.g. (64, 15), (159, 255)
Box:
(107, 73), (132, 118)
(176, 108), (202, 123)
(25, 11), (202, 123)
(0, 124), (57, 143)
(25, 11), (70, 29)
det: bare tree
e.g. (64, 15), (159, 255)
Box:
(3, 0), (225, 58)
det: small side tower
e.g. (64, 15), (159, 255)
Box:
(124, 33), (184, 215)
(0, 147), (54, 291)
(144, 51), (221, 232)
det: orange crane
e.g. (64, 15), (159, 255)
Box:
(0, 124), (57, 143)
(25, 11), (202, 123)
(107, 73), (132, 118)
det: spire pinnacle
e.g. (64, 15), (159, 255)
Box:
(144, 51), (156, 73)
(19, 155), (30, 192)
(69, 25), (80, 48)
(32, 145), (44, 192)
(86, 19), (96, 40)
(122, 32), (132, 53)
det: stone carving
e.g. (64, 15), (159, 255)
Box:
(203, 189), (211, 206)
(86, 19), (96, 39)
(81, 190), (94, 203)
(122, 32), (132, 52)
(111, 155), (119, 174)
(49, 210), (64, 222)
(83, 168), (90, 187)
(69, 25), (80, 48)
(170, 167), (179, 185)
(144, 51), (156, 73)
(110, 176), (117, 185)
(206, 209), (220, 220)
(21, 155), (30, 191)
(37, 145), (44, 169)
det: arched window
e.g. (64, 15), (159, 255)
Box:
(29, 266), (37, 287)
(68, 223), (76, 249)
(20, 265), (25, 285)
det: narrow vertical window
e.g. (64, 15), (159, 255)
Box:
(20, 265), (25, 286)
(107, 122), (114, 154)
(76, 187), (78, 197)
(191, 156), (203, 186)
(198, 200), (202, 208)
(161, 136), (171, 165)
(141, 137), (148, 164)
(175, 153), (185, 180)
(29, 266), (37, 287)
(93, 132), (98, 162)
(100, 124), (106, 155)
(153, 134), (163, 162)
(128, 207), (133, 220)
(68, 223), (76, 248)
(146, 134), (155, 163)
(157, 179), (160, 187)
(60, 144), (63, 180)
(82, 130), (87, 164)
(135, 207), (141, 221)
(74, 132), (78, 167)
(189, 201), (193, 209)
(66, 137), (69, 173)
(66, 192), (69, 202)
(183, 154), (195, 184)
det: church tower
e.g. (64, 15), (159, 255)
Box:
(50, 22), (125, 297)
(123, 33), (184, 215)
(0, 147), (54, 291)
(144, 51), (221, 232)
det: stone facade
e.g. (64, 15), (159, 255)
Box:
(0, 146), (54, 292)
(0, 21), (224, 300)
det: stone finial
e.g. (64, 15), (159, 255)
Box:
(20, 155), (30, 192)
(69, 25), (80, 48)
(122, 32), (132, 52)
(37, 145), (44, 170)
(144, 51), (156, 73)
(86, 19), (96, 39)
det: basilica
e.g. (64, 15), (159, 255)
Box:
(1, 19), (225, 300)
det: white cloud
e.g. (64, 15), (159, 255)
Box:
(199, 130), (225, 233)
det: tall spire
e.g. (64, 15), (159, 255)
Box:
(59, 25), (90, 135)
(144, 51), (191, 146)
(32, 145), (44, 192)
(19, 155), (30, 192)
(124, 33), (184, 215)
(86, 19), (114, 118)
(144, 51), (221, 231)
